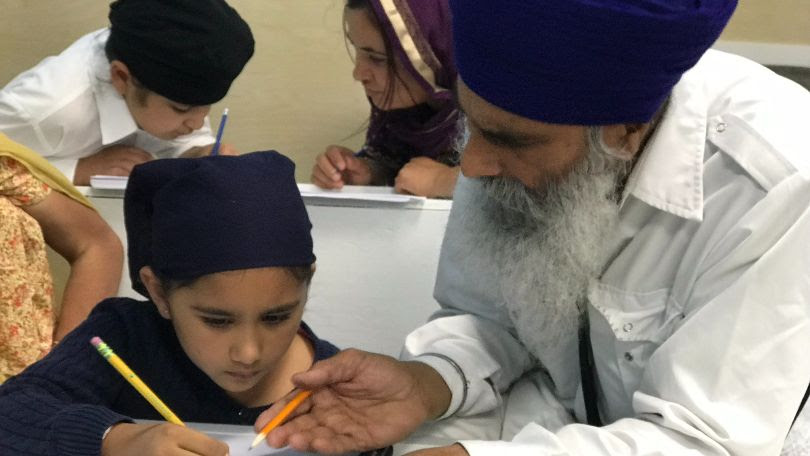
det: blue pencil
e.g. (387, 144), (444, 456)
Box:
(210, 108), (229, 156)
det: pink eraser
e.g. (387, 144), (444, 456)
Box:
(90, 336), (102, 347)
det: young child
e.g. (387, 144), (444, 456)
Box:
(0, 133), (122, 383)
(310, 0), (460, 198)
(0, 152), (338, 455)
(0, 0), (254, 186)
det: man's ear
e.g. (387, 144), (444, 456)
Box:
(599, 123), (650, 161)
(109, 60), (132, 97)
(139, 266), (171, 320)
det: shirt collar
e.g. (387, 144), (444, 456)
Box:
(90, 52), (139, 146)
(621, 69), (708, 222)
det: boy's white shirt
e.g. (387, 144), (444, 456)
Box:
(0, 28), (214, 181)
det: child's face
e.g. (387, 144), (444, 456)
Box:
(156, 268), (309, 404)
(126, 89), (211, 141)
(110, 60), (211, 141)
(345, 7), (431, 111)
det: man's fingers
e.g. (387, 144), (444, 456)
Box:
(255, 389), (313, 432)
(291, 350), (365, 388)
(266, 412), (321, 448)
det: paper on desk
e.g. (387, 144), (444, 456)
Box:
(90, 175), (128, 190)
(297, 183), (425, 204)
(204, 429), (317, 456)
(91, 177), (424, 204)
(181, 422), (341, 456)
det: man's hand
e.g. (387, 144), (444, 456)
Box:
(394, 158), (459, 198)
(311, 145), (373, 189)
(405, 444), (470, 456)
(254, 349), (451, 454)
(74, 145), (153, 185)
(101, 423), (229, 456)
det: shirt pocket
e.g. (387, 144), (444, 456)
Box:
(588, 282), (685, 412)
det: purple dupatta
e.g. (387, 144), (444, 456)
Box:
(361, 0), (458, 176)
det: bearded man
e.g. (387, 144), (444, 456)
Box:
(255, 1), (810, 455)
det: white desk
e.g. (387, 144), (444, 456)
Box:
(53, 188), (451, 357)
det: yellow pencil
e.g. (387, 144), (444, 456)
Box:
(250, 389), (312, 450)
(90, 336), (185, 426)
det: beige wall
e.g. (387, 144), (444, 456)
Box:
(1, 2), (807, 182)
(720, 1), (810, 44)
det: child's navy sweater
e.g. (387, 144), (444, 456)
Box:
(0, 298), (339, 455)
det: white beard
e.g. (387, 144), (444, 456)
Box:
(456, 128), (630, 359)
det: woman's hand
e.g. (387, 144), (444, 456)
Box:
(394, 158), (459, 198)
(101, 423), (229, 456)
(311, 145), (373, 188)
(254, 349), (451, 454)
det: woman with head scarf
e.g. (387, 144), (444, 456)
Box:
(0, 133), (122, 383)
(311, 0), (460, 198)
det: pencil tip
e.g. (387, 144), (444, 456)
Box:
(249, 433), (264, 450)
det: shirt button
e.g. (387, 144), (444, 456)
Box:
(238, 409), (244, 416)
(624, 352), (634, 362)
(622, 323), (633, 332)
(716, 122), (727, 133)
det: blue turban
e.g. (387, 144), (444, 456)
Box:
(450, 0), (737, 124)
(125, 151), (314, 298)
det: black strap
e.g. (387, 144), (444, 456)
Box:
(579, 316), (603, 426)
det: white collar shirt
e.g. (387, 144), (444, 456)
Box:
(0, 29), (214, 181)
(403, 50), (810, 455)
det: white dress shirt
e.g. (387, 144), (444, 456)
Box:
(0, 29), (214, 181)
(402, 50), (810, 455)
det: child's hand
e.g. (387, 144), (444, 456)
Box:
(394, 158), (459, 198)
(75, 145), (154, 185)
(102, 422), (229, 456)
(311, 145), (373, 188)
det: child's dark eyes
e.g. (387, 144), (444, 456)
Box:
(199, 313), (291, 329)
(171, 105), (192, 114)
(261, 313), (292, 325)
(201, 317), (234, 328)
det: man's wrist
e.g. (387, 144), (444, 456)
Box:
(405, 360), (453, 420)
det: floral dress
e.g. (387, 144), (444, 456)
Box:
(0, 156), (53, 383)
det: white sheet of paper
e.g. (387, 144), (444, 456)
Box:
(203, 429), (313, 456)
(185, 422), (348, 456)
(90, 175), (129, 190)
(89, 177), (426, 205)
(296, 183), (425, 204)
